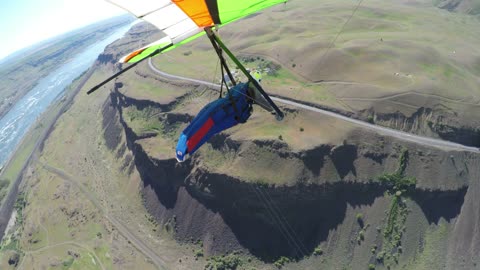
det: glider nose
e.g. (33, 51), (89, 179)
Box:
(176, 151), (185, 162)
(176, 133), (188, 162)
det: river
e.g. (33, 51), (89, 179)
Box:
(0, 22), (133, 168)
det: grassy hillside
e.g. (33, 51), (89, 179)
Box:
(153, 0), (480, 145)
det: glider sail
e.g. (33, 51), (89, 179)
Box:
(108, 0), (287, 63)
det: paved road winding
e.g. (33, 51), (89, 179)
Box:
(148, 58), (479, 154)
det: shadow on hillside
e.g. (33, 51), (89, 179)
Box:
(184, 177), (468, 261)
(186, 174), (383, 261)
(412, 187), (468, 224)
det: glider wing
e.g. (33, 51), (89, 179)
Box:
(107, 0), (287, 63)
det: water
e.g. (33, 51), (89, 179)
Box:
(0, 23), (132, 167)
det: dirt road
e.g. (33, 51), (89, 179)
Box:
(148, 58), (480, 154)
(40, 163), (168, 270)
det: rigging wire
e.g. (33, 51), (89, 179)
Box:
(293, 0), (365, 102)
(141, 1), (365, 258)
(248, 185), (304, 257)
(147, 51), (310, 258)
(187, 56), (220, 109)
(245, 2), (367, 256)
(253, 186), (308, 257)
(320, 0), (365, 67)
(206, 42), (307, 256)
(207, 57), (221, 102)
(190, 0), (367, 116)
(211, 57), (309, 257)
(192, 50), (308, 256)
(260, 187), (310, 254)
(121, 7), (363, 245)
(193, 50), (308, 257)
(188, 3), (374, 255)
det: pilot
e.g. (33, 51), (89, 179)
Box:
(175, 82), (253, 162)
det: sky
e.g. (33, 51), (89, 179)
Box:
(0, 0), (127, 60)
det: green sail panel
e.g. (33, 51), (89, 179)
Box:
(217, 0), (286, 24)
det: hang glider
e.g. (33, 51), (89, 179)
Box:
(88, 0), (287, 161)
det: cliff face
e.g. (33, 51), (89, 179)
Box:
(99, 79), (480, 268)
(357, 106), (480, 148)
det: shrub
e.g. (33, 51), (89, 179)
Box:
(356, 213), (364, 228)
(367, 115), (374, 123)
(313, 247), (323, 256)
(195, 249), (204, 258)
(274, 257), (291, 269)
(8, 252), (20, 266)
(359, 230), (365, 241)
(376, 251), (385, 262)
(205, 253), (242, 270)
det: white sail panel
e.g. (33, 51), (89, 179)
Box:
(106, 0), (172, 18)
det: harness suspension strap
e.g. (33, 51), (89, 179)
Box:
(205, 28), (237, 87)
(205, 28), (241, 120)
(219, 64), (225, 99)
(208, 29), (284, 120)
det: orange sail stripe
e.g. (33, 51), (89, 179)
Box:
(172, 0), (214, 27)
(124, 48), (146, 63)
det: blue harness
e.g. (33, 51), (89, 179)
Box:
(176, 83), (252, 162)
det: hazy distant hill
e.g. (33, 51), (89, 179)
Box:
(0, 15), (134, 119)
(434, 0), (480, 14)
